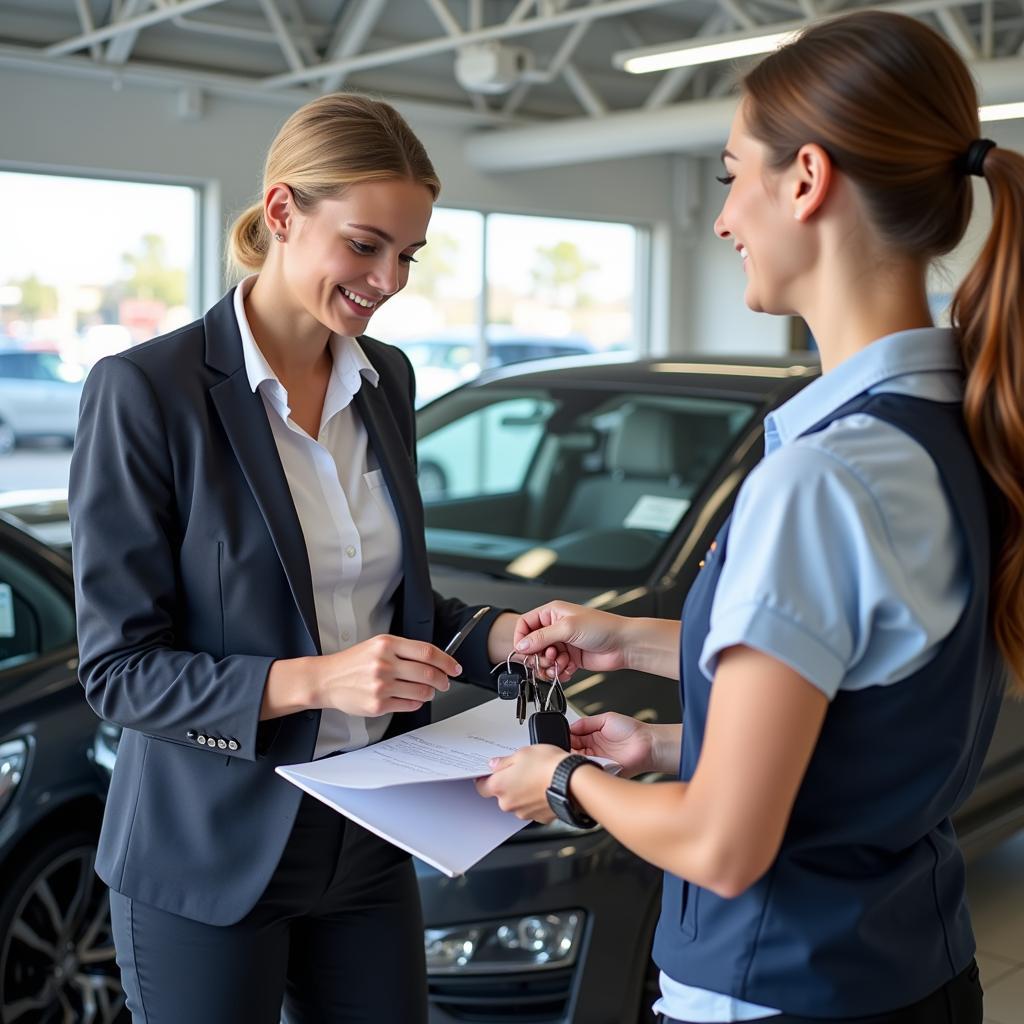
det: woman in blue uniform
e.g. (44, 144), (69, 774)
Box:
(476, 11), (1024, 1023)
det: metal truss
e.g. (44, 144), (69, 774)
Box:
(1, 0), (1022, 157)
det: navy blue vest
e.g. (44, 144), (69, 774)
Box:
(652, 392), (1004, 1018)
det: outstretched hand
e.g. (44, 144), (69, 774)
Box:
(513, 602), (631, 678)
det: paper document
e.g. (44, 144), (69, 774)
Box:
(276, 697), (610, 877)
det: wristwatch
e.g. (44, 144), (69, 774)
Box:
(546, 754), (598, 829)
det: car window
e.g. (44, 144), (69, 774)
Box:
(417, 385), (757, 586)
(417, 396), (555, 501)
(0, 354), (30, 379)
(0, 548), (76, 671)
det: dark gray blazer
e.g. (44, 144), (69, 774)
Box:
(69, 289), (500, 926)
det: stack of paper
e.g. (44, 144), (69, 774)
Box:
(276, 698), (591, 877)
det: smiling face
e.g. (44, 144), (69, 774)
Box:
(713, 102), (813, 316)
(278, 177), (434, 337)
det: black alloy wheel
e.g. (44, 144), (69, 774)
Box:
(0, 830), (126, 1023)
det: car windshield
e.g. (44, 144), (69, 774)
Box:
(0, 352), (82, 383)
(416, 383), (758, 586)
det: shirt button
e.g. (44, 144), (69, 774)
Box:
(197, 735), (207, 746)
(228, 740), (239, 751)
(342, 630), (352, 642)
(345, 545), (357, 558)
(217, 739), (227, 750)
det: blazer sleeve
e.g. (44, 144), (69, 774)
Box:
(69, 355), (273, 761)
(390, 343), (508, 688)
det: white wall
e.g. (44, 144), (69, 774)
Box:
(682, 117), (1024, 357)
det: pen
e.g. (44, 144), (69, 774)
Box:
(444, 606), (492, 666)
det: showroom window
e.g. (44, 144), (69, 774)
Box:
(0, 170), (200, 491)
(371, 208), (646, 406)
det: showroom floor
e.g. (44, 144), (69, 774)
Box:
(969, 832), (1024, 1023)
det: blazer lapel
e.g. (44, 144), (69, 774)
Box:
(205, 293), (321, 654)
(354, 382), (433, 633)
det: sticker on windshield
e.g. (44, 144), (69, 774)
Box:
(0, 584), (14, 638)
(623, 495), (690, 533)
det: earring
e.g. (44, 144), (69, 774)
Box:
(274, 232), (285, 242)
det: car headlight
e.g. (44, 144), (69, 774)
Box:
(425, 910), (584, 975)
(0, 738), (28, 818)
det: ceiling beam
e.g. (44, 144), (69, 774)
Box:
(464, 55), (1024, 170)
(46, 0), (227, 56)
(106, 0), (149, 65)
(320, 0), (389, 92)
(261, 0), (687, 89)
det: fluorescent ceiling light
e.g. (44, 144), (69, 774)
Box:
(979, 102), (1024, 123)
(616, 29), (799, 74)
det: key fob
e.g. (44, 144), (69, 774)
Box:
(528, 710), (571, 751)
(497, 672), (520, 700)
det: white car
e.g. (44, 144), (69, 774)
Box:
(0, 350), (85, 454)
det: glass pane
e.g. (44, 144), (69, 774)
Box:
(0, 171), (198, 494)
(371, 207), (484, 407)
(417, 395), (556, 501)
(0, 549), (76, 671)
(485, 214), (639, 369)
(417, 384), (755, 587)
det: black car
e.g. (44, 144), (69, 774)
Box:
(0, 512), (125, 1024)
(2, 354), (1023, 1024)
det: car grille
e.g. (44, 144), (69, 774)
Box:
(428, 966), (575, 1022)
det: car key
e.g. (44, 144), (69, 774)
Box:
(516, 682), (528, 725)
(529, 710), (571, 751)
(497, 671), (520, 700)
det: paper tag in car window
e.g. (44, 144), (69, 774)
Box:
(0, 584), (14, 638)
(623, 495), (690, 532)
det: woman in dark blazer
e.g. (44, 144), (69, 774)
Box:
(69, 93), (516, 1024)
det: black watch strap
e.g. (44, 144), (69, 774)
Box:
(546, 754), (598, 829)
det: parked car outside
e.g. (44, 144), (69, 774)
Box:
(0, 349), (85, 454)
(2, 354), (1024, 1023)
(396, 326), (598, 407)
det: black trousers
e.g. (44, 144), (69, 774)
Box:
(109, 794), (427, 1024)
(659, 959), (983, 1024)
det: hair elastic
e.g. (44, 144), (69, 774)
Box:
(963, 139), (996, 177)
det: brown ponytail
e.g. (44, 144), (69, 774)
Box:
(951, 148), (1024, 692)
(742, 10), (1024, 692)
(226, 93), (440, 277)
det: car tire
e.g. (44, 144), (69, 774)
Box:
(0, 828), (128, 1023)
(0, 419), (15, 455)
(418, 459), (449, 501)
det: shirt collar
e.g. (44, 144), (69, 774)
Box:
(766, 327), (962, 448)
(232, 275), (380, 407)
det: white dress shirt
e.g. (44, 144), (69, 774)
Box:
(234, 276), (403, 758)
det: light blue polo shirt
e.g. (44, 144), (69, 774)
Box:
(655, 327), (969, 1022)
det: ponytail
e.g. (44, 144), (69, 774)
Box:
(227, 202), (270, 277)
(951, 147), (1024, 695)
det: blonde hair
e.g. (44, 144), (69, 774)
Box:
(227, 93), (440, 276)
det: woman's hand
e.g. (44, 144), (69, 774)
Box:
(570, 713), (658, 779)
(306, 635), (461, 717)
(513, 602), (631, 677)
(475, 745), (568, 822)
